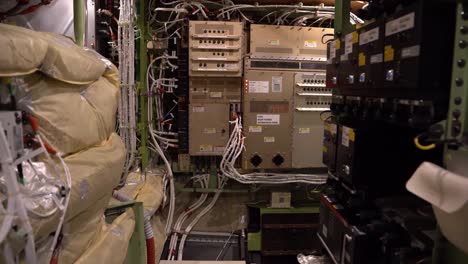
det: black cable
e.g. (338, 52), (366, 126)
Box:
(321, 33), (334, 44)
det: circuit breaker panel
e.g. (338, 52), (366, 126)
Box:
(292, 72), (330, 168)
(188, 21), (243, 156)
(243, 25), (332, 169)
(188, 21), (244, 77)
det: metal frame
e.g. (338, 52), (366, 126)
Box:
(105, 200), (146, 264)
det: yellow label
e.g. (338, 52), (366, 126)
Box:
(358, 52), (366, 66)
(349, 129), (355, 142)
(304, 40), (317, 48)
(384, 45), (395, 62)
(199, 144), (213, 152)
(267, 39), (280, 46)
(335, 39), (341, 49)
(352, 32), (359, 44)
(323, 146), (328, 153)
(203, 128), (216, 134)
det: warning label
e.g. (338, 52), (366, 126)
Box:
(256, 114), (280, 125)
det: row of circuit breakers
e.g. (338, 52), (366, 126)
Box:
(187, 21), (334, 169)
(327, 2), (454, 100)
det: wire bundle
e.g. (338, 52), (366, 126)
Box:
(220, 115), (328, 185)
(0, 123), (72, 264)
(118, 0), (138, 182)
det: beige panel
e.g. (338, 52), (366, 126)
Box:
(189, 21), (243, 77)
(189, 77), (241, 103)
(292, 72), (330, 168)
(189, 103), (230, 156)
(242, 70), (294, 169)
(250, 25), (333, 61)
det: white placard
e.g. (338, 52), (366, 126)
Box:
(329, 40), (337, 60)
(385, 12), (415, 37)
(248, 81), (269, 93)
(192, 106), (205, 112)
(257, 114), (280, 125)
(370, 53), (383, 64)
(359, 27), (379, 46)
(342, 127), (350, 147)
(271, 76), (283, 93)
(264, 136), (275, 143)
(249, 126), (262, 133)
(344, 33), (353, 55)
(401, 45), (420, 59)
(298, 128), (310, 134)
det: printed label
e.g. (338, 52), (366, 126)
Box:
(210, 92), (223, 98)
(192, 106), (205, 112)
(199, 144), (213, 152)
(203, 128), (217, 134)
(344, 33), (354, 55)
(264, 136), (275, 143)
(249, 126), (262, 133)
(248, 81), (269, 93)
(359, 27), (379, 46)
(329, 40), (337, 60)
(299, 128), (310, 134)
(342, 128), (350, 147)
(214, 146), (225, 152)
(267, 39), (280, 46)
(225, 63), (238, 69)
(271, 76), (283, 93)
(304, 40), (317, 48)
(257, 114), (280, 125)
(401, 45), (420, 59)
(370, 53), (383, 64)
(340, 54), (349, 62)
(385, 12), (415, 37)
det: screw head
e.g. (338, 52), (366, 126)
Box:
(461, 26), (468, 34)
(460, 40), (467, 48)
(458, 59), (466, 67)
(456, 78), (464, 86)
(454, 97), (462, 105)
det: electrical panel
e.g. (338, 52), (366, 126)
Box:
(356, 20), (384, 92)
(188, 103), (230, 156)
(188, 21), (244, 77)
(250, 25), (332, 61)
(382, 2), (455, 100)
(325, 40), (341, 89)
(243, 25), (332, 170)
(243, 70), (294, 169)
(189, 77), (241, 103)
(0, 111), (23, 159)
(292, 72), (330, 168)
(338, 31), (359, 90)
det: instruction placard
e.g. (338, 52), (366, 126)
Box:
(257, 114), (280, 125)
(248, 81), (269, 93)
(271, 76), (283, 93)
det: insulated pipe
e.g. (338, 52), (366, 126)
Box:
(73, 0), (85, 46)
